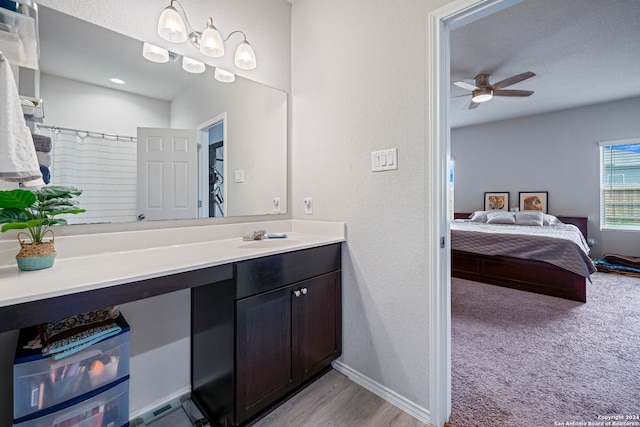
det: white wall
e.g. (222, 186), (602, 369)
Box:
(291, 0), (450, 418)
(451, 96), (640, 258)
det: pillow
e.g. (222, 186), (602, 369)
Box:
(515, 211), (544, 226)
(486, 211), (516, 224)
(469, 211), (491, 223)
(542, 213), (562, 225)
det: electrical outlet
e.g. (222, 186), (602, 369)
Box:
(304, 197), (312, 215)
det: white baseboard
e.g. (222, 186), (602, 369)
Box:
(331, 360), (431, 425)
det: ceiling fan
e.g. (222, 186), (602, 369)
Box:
(453, 71), (536, 109)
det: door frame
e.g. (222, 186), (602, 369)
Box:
(197, 113), (227, 218)
(427, 0), (523, 425)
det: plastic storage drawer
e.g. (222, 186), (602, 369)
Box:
(14, 314), (130, 419)
(14, 377), (129, 427)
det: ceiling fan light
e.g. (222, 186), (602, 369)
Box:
(200, 20), (224, 57)
(158, 3), (187, 43)
(235, 41), (256, 70)
(472, 89), (493, 103)
(182, 56), (206, 73)
(215, 68), (235, 83)
(142, 42), (169, 63)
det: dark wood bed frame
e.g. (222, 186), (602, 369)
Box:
(451, 213), (589, 302)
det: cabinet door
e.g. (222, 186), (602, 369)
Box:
(297, 271), (342, 382)
(236, 285), (298, 423)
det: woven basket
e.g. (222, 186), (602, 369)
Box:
(16, 231), (57, 271)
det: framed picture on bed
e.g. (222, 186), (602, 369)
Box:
(519, 191), (548, 213)
(484, 192), (509, 211)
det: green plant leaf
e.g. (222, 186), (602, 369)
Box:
(0, 189), (36, 209)
(0, 208), (31, 224)
(36, 186), (82, 199)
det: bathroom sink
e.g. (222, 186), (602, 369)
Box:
(238, 239), (302, 249)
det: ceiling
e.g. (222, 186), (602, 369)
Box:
(449, 0), (640, 129)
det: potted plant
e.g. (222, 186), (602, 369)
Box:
(0, 186), (85, 270)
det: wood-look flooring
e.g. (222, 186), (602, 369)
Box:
(251, 369), (432, 427)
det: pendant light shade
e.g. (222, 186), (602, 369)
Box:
(214, 68), (235, 83)
(182, 56), (205, 73)
(234, 41), (256, 70)
(200, 19), (224, 57)
(142, 42), (169, 63)
(158, 3), (187, 42)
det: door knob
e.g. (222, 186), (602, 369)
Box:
(293, 290), (301, 297)
(301, 288), (308, 295)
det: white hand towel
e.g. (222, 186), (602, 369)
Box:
(0, 51), (43, 186)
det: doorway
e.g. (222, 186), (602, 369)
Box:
(427, 1), (522, 426)
(197, 113), (228, 218)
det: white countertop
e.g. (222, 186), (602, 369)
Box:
(0, 220), (345, 308)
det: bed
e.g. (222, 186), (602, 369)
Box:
(451, 211), (597, 302)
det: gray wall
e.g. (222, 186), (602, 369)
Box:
(451, 95), (640, 258)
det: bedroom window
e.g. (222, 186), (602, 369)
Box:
(600, 139), (640, 230)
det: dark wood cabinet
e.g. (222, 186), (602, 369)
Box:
(192, 243), (342, 427)
(235, 271), (341, 422)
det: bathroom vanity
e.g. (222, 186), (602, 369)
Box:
(0, 220), (345, 426)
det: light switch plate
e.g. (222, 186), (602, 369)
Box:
(304, 197), (312, 214)
(273, 197), (280, 213)
(234, 170), (245, 183)
(371, 149), (398, 172)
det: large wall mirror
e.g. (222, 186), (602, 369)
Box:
(24, 6), (287, 224)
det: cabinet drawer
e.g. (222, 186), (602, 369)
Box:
(14, 378), (129, 427)
(14, 315), (130, 419)
(236, 243), (341, 299)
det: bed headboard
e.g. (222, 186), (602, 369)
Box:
(557, 216), (588, 239)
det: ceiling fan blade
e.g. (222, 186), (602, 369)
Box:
(451, 93), (470, 100)
(493, 89), (534, 97)
(491, 71), (536, 90)
(469, 101), (480, 110)
(454, 81), (478, 91)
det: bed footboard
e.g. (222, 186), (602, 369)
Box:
(452, 250), (587, 302)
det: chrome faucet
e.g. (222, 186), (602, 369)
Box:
(243, 229), (267, 241)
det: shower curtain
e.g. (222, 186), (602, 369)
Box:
(48, 130), (137, 224)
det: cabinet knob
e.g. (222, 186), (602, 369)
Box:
(301, 288), (308, 295)
(294, 290), (301, 297)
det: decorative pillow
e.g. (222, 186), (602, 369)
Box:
(469, 211), (492, 223)
(486, 211), (516, 224)
(542, 213), (562, 225)
(515, 211), (544, 226)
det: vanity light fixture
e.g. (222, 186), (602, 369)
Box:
(471, 88), (493, 103)
(214, 68), (235, 83)
(182, 56), (205, 73)
(157, 0), (257, 70)
(142, 42), (169, 63)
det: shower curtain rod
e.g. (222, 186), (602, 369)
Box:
(37, 124), (137, 142)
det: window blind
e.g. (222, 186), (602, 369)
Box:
(600, 140), (640, 229)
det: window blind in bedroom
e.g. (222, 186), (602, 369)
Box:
(600, 139), (640, 230)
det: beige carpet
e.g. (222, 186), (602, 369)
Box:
(447, 272), (640, 427)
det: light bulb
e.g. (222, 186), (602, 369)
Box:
(142, 43), (169, 63)
(158, 3), (187, 43)
(234, 41), (256, 70)
(200, 20), (224, 57)
(182, 56), (206, 73)
(214, 68), (235, 83)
